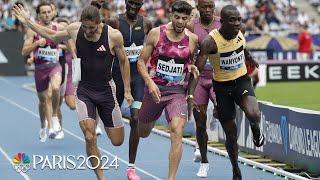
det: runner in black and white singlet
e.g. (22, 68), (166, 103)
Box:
(108, 0), (152, 178)
(13, 5), (133, 180)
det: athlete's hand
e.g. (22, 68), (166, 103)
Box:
(187, 98), (199, 122)
(124, 91), (134, 106)
(245, 51), (259, 68)
(27, 57), (34, 66)
(187, 64), (200, 79)
(12, 4), (30, 25)
(147, 80), (161, 103)
(37, 38), (46, 47)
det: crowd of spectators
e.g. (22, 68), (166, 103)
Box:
(1, 0), (320, 35)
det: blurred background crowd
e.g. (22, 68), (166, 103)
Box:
(1, 0), (320, 34)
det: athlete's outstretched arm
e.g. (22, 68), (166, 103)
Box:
(187, 35), (217, 118)
(12, 4), (71, 43)
(111, 29), (133, 105)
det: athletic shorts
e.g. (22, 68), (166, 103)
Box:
(75, 80), (124, 128)
(138, 87), (187, 124)
(213, 74), (255, 121)
(194, 69), (215, 105)
(34, 63), (62, 92)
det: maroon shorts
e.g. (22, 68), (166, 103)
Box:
(139, 87), (187, 123)
(34, 63), (62, 92)
(194, 70), (215, 105)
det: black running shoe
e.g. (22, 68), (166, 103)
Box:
(253, 129), (265, 147)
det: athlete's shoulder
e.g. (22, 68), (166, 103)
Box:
(143, 17), (153, 32)
(108, 26), (123, 39)
(67, 22), (81, 31)
(107, 15), (120, 29)
(148, 26), (160, 36)
(185, 29), (198, 44)
(186, 20), (195, 33)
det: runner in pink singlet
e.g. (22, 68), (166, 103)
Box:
(136, 1), (199, 180)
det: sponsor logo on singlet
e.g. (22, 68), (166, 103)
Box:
(156, 55), (184, 82)
(124, 43), (143, 63)
(37, 46), (58, 63)
(219, 45), (244, 70)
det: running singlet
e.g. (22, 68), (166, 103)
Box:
(148, 25), (191, 86)
(116, 14), (145, 75)
(208, 29), (247, 82)
(76, 24), (114, 86)
(194, 16), (220, 70)
(33, 23), (59, 65)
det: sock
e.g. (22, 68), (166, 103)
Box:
(128, 163), (135, 169)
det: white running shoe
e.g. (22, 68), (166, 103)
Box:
(196, 163), (210, 178)
(96, 125), (103, 136)
(55, 130), (64, 140)
(193, 148), (201, 162)
(52, 117), (61, 132)
(48, 128), (56, 139)
(39, 128), (47, 142)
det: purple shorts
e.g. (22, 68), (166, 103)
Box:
(139, 88), (187, 123)
(60, 62), (75, 96)
(194, 70), (215, 105)
(34, 63), (62, 92)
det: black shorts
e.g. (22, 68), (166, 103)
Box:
(112, 66), (125, 106)
(212, 74), (255, 121)
(75, 80), (123, 128)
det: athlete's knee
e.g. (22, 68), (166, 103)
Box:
(246, 110), (261, 122)
(195, 118), (207, 132)
(110, 137), (123, 146)
(67, 101), (76, 110)
(170, 124), (184, 139)
(84, 131), (97, 145)
(130, 115), (139, 128)
(138, 123), (152, 138)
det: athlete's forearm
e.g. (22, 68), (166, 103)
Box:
(137, 60), (153, 87)
(22, 42), (39, 56)
(119, 59), (131, 93)
(25, 19), (56, 42)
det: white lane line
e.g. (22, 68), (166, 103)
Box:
(0, 96), (162, 180)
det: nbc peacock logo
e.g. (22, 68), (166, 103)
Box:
(12, 152), (31, 173)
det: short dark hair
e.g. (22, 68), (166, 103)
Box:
(80, 5), (101, 22)
(220, 5), (238, 19)
(90, 0), (101, 9)
(36, 1), (52, 14)
(171, 1), (193, 15)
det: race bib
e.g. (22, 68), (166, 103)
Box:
(156, 58), (184, 82)
(220, 50), (244, 70)
(124, 43), (143, 63)
(37, 47), (58, 63)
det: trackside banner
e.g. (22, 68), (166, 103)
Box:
(218, 102), (320, 174)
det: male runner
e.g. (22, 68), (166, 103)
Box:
(186, 0), (220, 177)
(187, 5), (264, 180)
(14, 5), (133, 180)
(136, 1), (199, 180)
(108, 0), (152, 179)
(21, 1), (62, 142)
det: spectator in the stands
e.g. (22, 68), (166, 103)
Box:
(298, 24), (313, 61)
